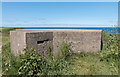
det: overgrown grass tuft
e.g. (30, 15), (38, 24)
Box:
(100, 32), (119, 73)
(2, 43), (21, 75)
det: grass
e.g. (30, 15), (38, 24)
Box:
(0, 53), (1, 75)
(0, 27), (16, 75)
(61, 52), (118, 75)
(1, 27), (15, 45)
(1, 27), (119, 75)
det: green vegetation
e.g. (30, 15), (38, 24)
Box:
(1, 27), (15, 45)
(18, 45), (70, 75)
(0, 27), (16, 75)
(1, 27), (119, 76)
(100, 32), (119, 73)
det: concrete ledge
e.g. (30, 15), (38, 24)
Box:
(10, 29), (102, 56)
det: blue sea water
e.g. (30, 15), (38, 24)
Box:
(24, 27), (120, 34)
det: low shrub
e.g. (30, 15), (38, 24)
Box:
(100, 32), (119, 72)
(18, 42), (70, 76)
(18, 48), (48, 75)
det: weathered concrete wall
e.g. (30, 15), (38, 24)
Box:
(26, 32), (53, 54)
(10, 31), (26, 56)
(10, 29), (102, 56)
(10, 30), (53, 56)
(53, 30), (101, 54)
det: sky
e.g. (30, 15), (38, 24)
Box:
(2, 2), (118, 27)
(1, 0), (120, 2)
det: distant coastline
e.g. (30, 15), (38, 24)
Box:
(1, 26), (119, 34)
(24, 27), (119, 34)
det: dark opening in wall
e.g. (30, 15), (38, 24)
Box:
(37, 39), (49, 44)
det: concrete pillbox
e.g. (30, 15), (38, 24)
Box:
(10, 29), (102, 56)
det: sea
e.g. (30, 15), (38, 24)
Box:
(24, 27), (120, 34)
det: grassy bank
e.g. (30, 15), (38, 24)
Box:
(1, 27), (119, 75)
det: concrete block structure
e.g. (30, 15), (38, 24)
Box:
(10, 29), (102, 56)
